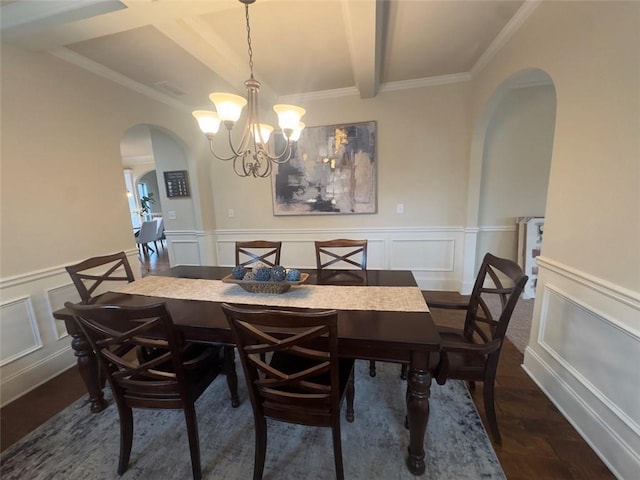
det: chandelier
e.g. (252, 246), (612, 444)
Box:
(192, 0), (306, 178)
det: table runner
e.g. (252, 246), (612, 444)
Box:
(111, 275), (429, 313)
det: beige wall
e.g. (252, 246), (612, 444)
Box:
(471, 1), (640, 290)
(0, 44), (213, 277)
(207, 83), (471, 230)
(479, 85), (555, 226)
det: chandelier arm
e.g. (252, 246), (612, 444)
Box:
(208, 139), (240, 162)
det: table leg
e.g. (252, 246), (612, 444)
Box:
(223, 345), (240, 408)
(405, 351), (432, 475)
(70, 331), (107, 413)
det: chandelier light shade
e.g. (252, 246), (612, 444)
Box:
(192, 0), (306, 178)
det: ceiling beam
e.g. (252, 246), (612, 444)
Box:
(342, 0), (387, 99)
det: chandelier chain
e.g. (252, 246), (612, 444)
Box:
(245, 4), (254, 80)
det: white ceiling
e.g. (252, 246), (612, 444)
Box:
(1, 0), (532, 110)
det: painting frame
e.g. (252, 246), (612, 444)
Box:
(271, 121), (377, 216)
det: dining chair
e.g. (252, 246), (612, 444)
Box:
(65, 301), (224, 480)
(235, 240), (282, 267)
(315, 239), (376, 377)
(429, 253), (528, 445)
(136, 220), (159, 255)
(154, 217), (166, 251)
(65, 252), (240, 408)
(221, 303), (355, 480)
(65, 251), (135, 304)
(314, 238), (367, 270)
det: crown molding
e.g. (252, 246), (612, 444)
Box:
(49, 47), (192, 112)
(470, 0), (542, 78)
(379, 73), (472, 93)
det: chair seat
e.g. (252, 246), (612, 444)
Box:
(437, 329), (487, 380)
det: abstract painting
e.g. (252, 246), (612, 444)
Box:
(272, 121), (377, 215)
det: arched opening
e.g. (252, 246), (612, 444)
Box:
(462, 69), (557, 297)
(120, 124), (199, 266)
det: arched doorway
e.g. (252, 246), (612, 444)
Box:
(120, 124), (200, 266)
(462, 69), (557, 294)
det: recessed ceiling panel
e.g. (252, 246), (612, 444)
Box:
(382, 0), (524, 83)
(67, 25), (235, 106)
(200, 1), (354, 95)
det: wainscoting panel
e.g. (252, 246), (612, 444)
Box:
(169, 239), (201, 266)
(524, 256), (640, 479)
(0, 249), (140, 407)
(0, 296), (42, 367)
(46, 283), (81, 340)
(214, 227), (465, 290)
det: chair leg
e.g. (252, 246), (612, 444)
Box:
(223, 346), (240, 408)
(331, 419), (345, 480)
(483, 380), (501, 445)
(117, 406), (134, 475)
(368, 360), (376, 377)
(400, 364), (408, 380)
(183, 403), (202, 480)
(346, 373), (355, 423)
(253, 417), (267, 480)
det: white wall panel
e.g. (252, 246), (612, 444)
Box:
(0, 296), (42, 366)
(46, 283), (81, 340)
(214, 227), (465, 290)
(524, 257), (640, 479)
(538, 286), (640, 429)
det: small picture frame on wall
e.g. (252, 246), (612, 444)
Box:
(163, 170), (190, 198)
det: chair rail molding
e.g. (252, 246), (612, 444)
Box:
(0, 248), (140, 406)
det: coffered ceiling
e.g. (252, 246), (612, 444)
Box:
(1, 0), (533, 109)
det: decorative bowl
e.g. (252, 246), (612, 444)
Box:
(221, 273), (309, 294)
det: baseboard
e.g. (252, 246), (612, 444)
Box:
(1, 347), (76, 408)
(523, 347), (638, 480)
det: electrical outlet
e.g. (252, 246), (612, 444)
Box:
(168, 211), (176, 220)
(396, 203), (404, 214)
(228, 208), (235, 218)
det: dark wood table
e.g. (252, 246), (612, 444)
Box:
(54, 266), (441, 475)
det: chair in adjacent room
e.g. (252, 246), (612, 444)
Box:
(65, 301), (224, 480)
(221, 303), (355, 480)
(154, 217), (166, 251)
(65, 251), (135, 304)
(136, 220), (159, 255)
(430, 253), (528, 445)
(235, 240), (282, 267)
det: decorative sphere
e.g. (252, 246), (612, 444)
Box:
(243, 271), (256, 281)
(271, 265), (286, 282)
(286, 268), (301, 281)
(232, 265), (247, 280)
(253, 261), (268, 271)
(254, 266), (272, 282)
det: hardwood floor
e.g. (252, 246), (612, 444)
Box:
(0, 250), (614, 479)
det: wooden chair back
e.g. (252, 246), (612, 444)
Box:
(314, 239), (367, 270)
(463, 253), (529, 348)
(222, 304), (341, 425)
(222, 304), (354, 479)
(65, 301), (220, 480)
(65, 251), (135, 304)
(235, 240), (282, 267)
(65, 302), (194, 405)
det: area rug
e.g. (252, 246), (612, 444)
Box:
(1, 362), (505, 479)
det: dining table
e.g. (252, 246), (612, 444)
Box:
(53, 265), (441, 475)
